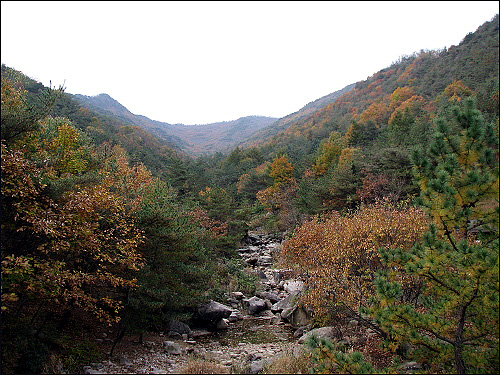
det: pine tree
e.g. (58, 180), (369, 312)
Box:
(369, 97), (499, 374)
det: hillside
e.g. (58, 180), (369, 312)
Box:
(74, 93), (277, 155)
(236, 82), (356, 150)
(248, 14), (499, 165)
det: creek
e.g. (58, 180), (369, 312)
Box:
(84, 232), (306, 374)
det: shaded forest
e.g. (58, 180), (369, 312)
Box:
(1, 14), (498, 374)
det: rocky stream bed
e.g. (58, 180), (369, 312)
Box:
(83, 232), (421, 374)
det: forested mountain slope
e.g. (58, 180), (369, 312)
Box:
(74, 93), (277, 155)
(236, 82), (356, 150)
(248, 13), (498, 166)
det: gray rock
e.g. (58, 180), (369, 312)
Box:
(228, 310), (244, 322)
(257, 256), (273, 266)
(270, 291), (300, 313)
(198, 300), (233, 325)
(281, 304), (312, 328)
(216, 318), (229, 330)
(231, 291), (245, 300)
(167, 319), (192, 336)
(402, 361), (422, 370)
(258, 291), (281, 304)
(84, 370), (105, 374)
(293, 324), (312, 338)
(257, 269), (268, 279)
(119, 356), (132, 366)
(167, 331), (182, 339)
(283, 279), (305, 294)
(244, 296), (267, 315)
(249, 359), (265, 374)
(163, 340), (182, 355)
(298, 326), (343, 344)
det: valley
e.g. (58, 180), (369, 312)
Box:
(1, 13), (498, 375)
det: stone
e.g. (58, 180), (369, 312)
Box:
(281, 304), (312, 328)
(244, 232), (263, 245)
(257, 256), (273, 266)
(244, 296), (267, 315)
(283, 279), (305, 294)
(198, 300), (233, 325)
(258, 291), (281, 304)
(119, 356), (132, 366)
(257, 269), (268, 279)
(270, 291), (300, 313)
(167, 319), (192, 336)
(84, 370), (105, 374)
(216, 318), (229, 330)
(163, 340), (182, 355)
(231, 291), (245, 300)
(249, 360), (265, 374)
(293, 324), (312, 338)
(402, 361), (422, 370)
(150, 370), (168, 374)
(192, 330), (212, 338)
(298, 326), (343, 344)
(167, 331), (182, 339)
(228, 310), (244, 322)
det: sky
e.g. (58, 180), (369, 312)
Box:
(1, 1), (498, 125)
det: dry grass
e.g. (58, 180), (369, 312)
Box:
(262, 349), (313, 374)
(177, 359), (230, 374)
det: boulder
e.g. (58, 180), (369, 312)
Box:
(256, 269), (268, 280)
(230, 291), (245, 300)
(167, 319), (192, 337)
(258, 291), (281, 304)
(297, 326), (343, 344)
(216, 318), (229, 330)
(227, 310), (244, 322)
(244, 232), (263, 245)
(270, 291), (300, 313)
(244, 296), (267, 315)
(283, 279), (305, 294)
(198, 300), (233, 326)
(281, 304), (312, 328)
(163, 340), (182, 355)
(257, 255), (273, 266)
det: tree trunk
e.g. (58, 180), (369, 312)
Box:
(110, 326), (126, 357)
(455, 345), (466, 374)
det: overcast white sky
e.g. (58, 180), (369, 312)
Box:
(1, 1), (498, 125)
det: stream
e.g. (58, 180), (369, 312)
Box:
(84, 232), (306, 374)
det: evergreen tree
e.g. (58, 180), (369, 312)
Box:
(369, 98), (499, 374)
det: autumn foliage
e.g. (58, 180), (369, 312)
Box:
(281, 201), (429, 323)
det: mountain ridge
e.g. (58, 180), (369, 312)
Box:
(74, 93), (278, 155)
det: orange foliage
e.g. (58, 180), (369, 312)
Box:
(359, 99), (388, 125)
(281, 201), (429, 320)
(185, 208), (228, 239)
(389, 86), (415, 109)
(1, 140), (152, 323)
(444, 79), (473, 101)
(388, 94), (425, 124)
